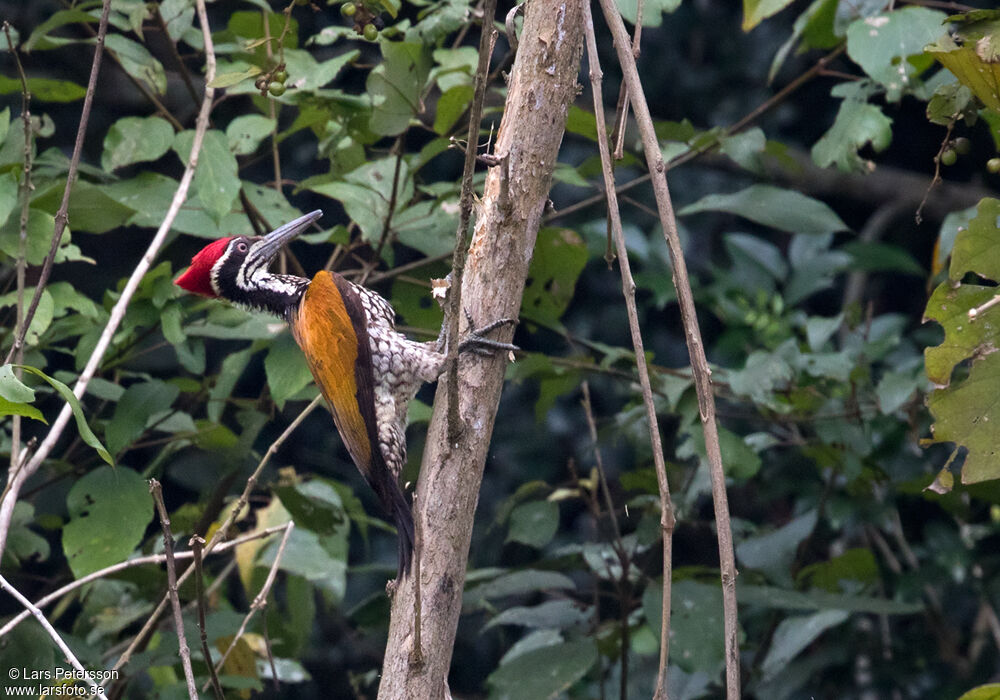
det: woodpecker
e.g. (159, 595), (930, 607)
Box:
(174, 210), (515, 580)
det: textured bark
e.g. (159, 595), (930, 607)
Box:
(376, 2), (584, 698)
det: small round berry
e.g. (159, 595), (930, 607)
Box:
(268, 82), (286, 97)
(940, 149), (957, 166)
(363, 22), (378, 40)
(954, 137), (971, 155)
(341, 2), (357, 16)
(273, 70), (288, 84)
(988, 158), (1000, 174)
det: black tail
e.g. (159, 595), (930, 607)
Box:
(388, 482), (415, 580)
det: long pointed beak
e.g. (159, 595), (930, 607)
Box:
(252, 209), (324, 263)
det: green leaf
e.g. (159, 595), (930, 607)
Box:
(736, 511), (817, 585)
(104, 34), (167, 95)
(928, 351), (1000, 484)
(0, 363), (35, 403)
(208, 346), (256, 423)
(958, 685), (1000, 700)
(487, 639), (596, 700)
(643, 580), (726, 673)
(464, 570), (576, 609)
(24, 9), (95, 51)
(0, 396), (45, 423)
(174, 129), (240, 223)
(924, 282), (998, 386)
(742, 0), (797, 31)
(17, 365), (112, 465)
(0, 208), (78, 265)
(797, 548), (878, 591)
(845, 7), (947, 101)
(0, 171), (16, 230)
(258, 527), (347, 602)
(737, 583), (923, 614)
(433, 84), (474, 135)
(226, 115), (276, 156)
(29, 180), (134, 234)
(811, 85), (893, 172)
(678, 184), (848, 235)
(841, 241), (923, 275)
(105, 380), (181, 455)
(0, 75), (86, 102)
(207, 65), (262, 89)
(506, 501), (559, 549)
(928, 33), (1000, 114)
(275, 479), (346, 536)
(101, 116), (174, 171)
(520, 228), (589, 325)
(485, 599), (591, 631)
(264, 334), (314, 410)
(62, 466), (152, 578)
(617, 0), (682, 27)
(761, 610), (848, 680)
(367, 40), (431, 136)
(306, 158), (412, 243)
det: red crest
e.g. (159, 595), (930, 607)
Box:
(174, 237), (234, 297)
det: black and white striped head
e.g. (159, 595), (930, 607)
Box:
(175, 210), (323, 317)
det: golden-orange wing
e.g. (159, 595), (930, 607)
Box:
(292, 270), (374, 473)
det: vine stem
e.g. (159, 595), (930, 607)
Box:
(0, 0), (217, 564)
(593, 0), (741, 696)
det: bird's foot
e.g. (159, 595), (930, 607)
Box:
(458, 310), (519, 356)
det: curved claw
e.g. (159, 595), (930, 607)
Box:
(458, 313), (519, 355)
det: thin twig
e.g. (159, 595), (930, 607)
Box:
(192, 536), (225, 700)
(3, 2), (111, 366)
(153, 5), (201, 106)
(0, 525), (288, 640)
(446, 1), (498, 441)
(596, 0), (741, 691)
(0, 574), (104, 696)
(610, 0), (641, 159)
(363, 137), (406, 284)
(151, 480), (199, 700)
(111, 395), (320, 670)
(209, 521), (294, 684)
(582, 8), (675, 696)
(581, 381), (623, 544)
(0, 0), (217, 561)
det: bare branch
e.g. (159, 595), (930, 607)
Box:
(151, 480), (199, 699)
(593, 0), (741, 695)
(0, 574), (104, 696)
(582, 7), (674, 694)
(192, 536), (225, 700)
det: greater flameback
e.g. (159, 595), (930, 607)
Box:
(174, 210), (515, 580)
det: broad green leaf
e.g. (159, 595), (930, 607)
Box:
(797, 548), (878, 591)
(487, 639), (596, 700)
(720, 127), (766, 172)
(845, 7), (946, 101)
(737, 510), (817, 585)
(521, 228), (588, 325)
(950, 198), (1000, 282)
(928, 351), (1000, 484)
(464, 570), (576, 609)
(101, 116), (174, 171)
(394, 198), (459, 257)
(924, 283), (999, 386)
(506, 501), (559, 549)
(275, 479), (346, 536)
(742, 0), (796, 31)
(24, 9), (95, 51)
(812, 86), (892, 172)
(0, 75), (86, 102)
(643, 580), (726, 673)
(174, 129), (240, 223)
(104, 34), (167, 95)
(761, 610), (848, 680)
(258, 527), (348, 602)
(105, 380), (181, 455)
(264, 334), (313, 410)
(927, 34), (1000, 113)
(0, 171), (16, 230)
(958, 685), (1000, 700)
(618, 0), (682, 27)
(433, 84), (474, 135)
(306, 158), (412, 243)
(877, 369), (922, 414)
(737, 583), (923, 614)
(7, 503), (50, 565)
(367, 40), (431, 136)
(226, 115), (276, 156)
(0, 288), (52, 346)
(678, 184), (848, 235)
(207, 65), (262, 88)
(228, 11), (298, 50)
(29, 180), (134, 234)
(484, 599), (591, 631)
(208, 346), (255, 423)
(0, 208), (77, 265)
(0, 364), (35, 403)
(0, 396), (45, 422)
(841, 241), (922, 275)
(62, 466), (151, 578)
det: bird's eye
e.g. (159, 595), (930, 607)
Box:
(236, 241), (248, 253)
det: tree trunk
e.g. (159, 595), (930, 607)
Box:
(376, 1), (585, 697)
